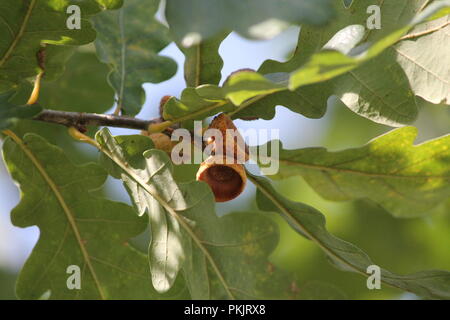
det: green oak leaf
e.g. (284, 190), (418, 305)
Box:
(256, 0), (449, 126)
(162, 88), (235, 129)
(165, 70), (327, 123)
(92, 0), (177, 115)
(0, 0), (103, 94)
(296, 281), (347, 300)
(257, 127), (450, 218)
(264, 28), (414, 126)
(289, 1), (450, 89)
(95, 0), (123, 10)
(249, 173), (450, 300)
(161, 2), (449, 124)
(1, 132), (188, 299)
(11, 51), (115, 113)
(342, 0), (354, 8)
(178, 33), (228, 87)
(217, 71), (287, 106)
(96, 128), (303, 299)
(165, 0), (335, 46)
(97, 131), (186, 293)
(394, 15), (450, 105)
(0, 91), (42, 130)
(196, 70), (326, 120)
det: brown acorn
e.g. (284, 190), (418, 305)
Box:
(196, 113), (249, 202)
(206, 113), (249, 162)
(159, 95), (173, 118)
(196, 156), (246, 202)
(141, 131), (176, 154)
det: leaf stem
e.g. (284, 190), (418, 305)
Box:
(26, 71), (43, 105)
(115, 8), (127, 116)
(67, 127), (100, 148)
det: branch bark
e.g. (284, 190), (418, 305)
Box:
(33, 109), (162, 131)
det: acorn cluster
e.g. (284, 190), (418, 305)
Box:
(143, 99), (249, 202)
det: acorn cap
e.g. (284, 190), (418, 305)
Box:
(196, 156), (247, 202)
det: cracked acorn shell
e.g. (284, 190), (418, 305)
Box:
(207, 113), (249, 162)
(196, 156), (246, 202)
(196, 113), (249, 202)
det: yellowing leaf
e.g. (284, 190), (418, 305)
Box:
(258, 127), (450, 218)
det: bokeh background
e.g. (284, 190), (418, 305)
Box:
(1, 25), (449, 299)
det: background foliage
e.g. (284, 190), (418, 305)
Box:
(0, 0), (449, 300)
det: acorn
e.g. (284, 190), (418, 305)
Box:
(159, 95), (173, 118)
(141, 131), (176, 154)
(196, 156), (246, 202)
(196, 113), (249, 202)
(206, 113), (249, 162)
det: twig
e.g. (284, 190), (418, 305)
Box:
(33, 109), (162, 131)
(418, 0), (433, 13)
(399, 21), (450, 41)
